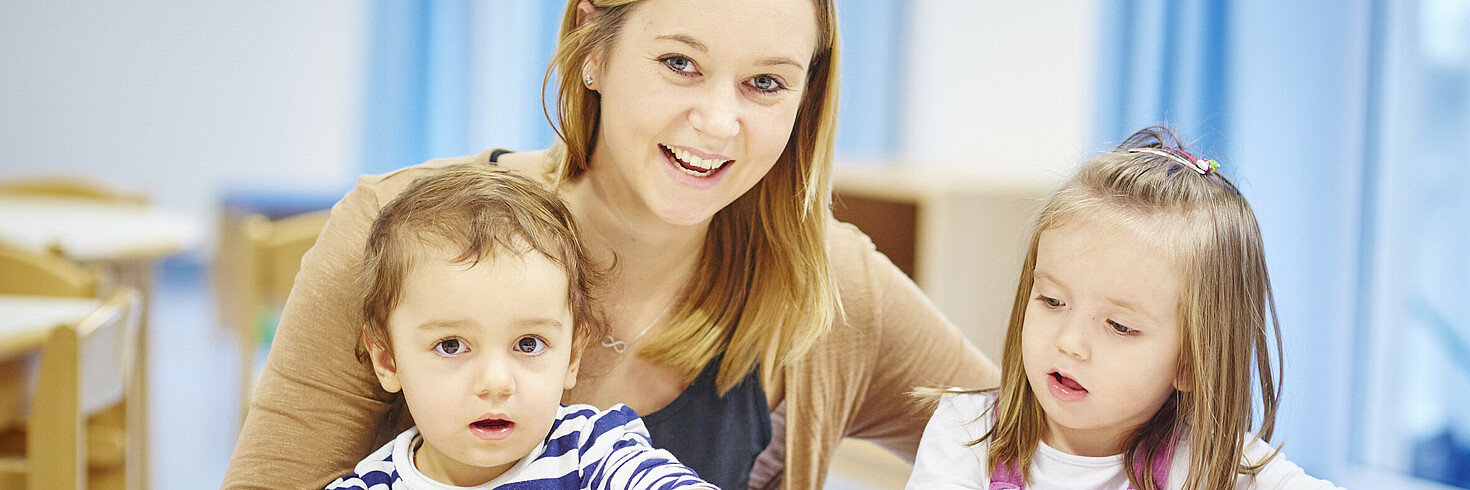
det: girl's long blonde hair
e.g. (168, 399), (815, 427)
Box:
(542, 0), (844, 393)
(989, 126), (1284, 489)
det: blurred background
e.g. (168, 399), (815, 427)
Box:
(1, 0), (1467, 488)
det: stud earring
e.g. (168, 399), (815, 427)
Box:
(583, 75), (594, 88)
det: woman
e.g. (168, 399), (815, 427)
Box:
(223, 0), (997, 488)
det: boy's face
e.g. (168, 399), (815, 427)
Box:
(366, 246), (580, 486)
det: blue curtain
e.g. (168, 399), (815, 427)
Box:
(1094, 0), (1231, 163)
(1094, 0), (1383, 479)
(361, 1), (560, 174)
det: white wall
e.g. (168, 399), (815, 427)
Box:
(900, 1), (1099, 185)
(892, 1), (1100, 358)
(0, 0), (367, 220)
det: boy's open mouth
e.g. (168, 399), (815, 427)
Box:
(468, 418), (515, 440)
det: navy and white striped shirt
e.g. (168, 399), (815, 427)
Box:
(325, 404), (717, 489)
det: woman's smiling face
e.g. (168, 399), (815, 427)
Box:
(586, 0), (819, 227)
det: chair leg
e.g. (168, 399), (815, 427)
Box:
(31, 327), (83, 490)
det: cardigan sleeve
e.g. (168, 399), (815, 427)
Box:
(841, 221), (999, 458)
(221, 154), (486, 489)
(778, 222), (1000, 489)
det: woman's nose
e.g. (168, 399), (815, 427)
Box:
(688, 84), (741, 139)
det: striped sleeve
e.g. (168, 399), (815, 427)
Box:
(324, 436), (400, 490)
(581, 405), (718, 490)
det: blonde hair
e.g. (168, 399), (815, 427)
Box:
(359, 163), (609, 362)
(542, 0), (844, 393)
(988, 126), (1284, 489)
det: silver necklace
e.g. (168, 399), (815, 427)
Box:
(601, 294), (678, 353)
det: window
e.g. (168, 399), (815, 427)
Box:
(1355, 0), (1470, 487)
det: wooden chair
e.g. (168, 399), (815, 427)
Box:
(0, 241), (99, 298)
(0, 289), (142, 490)
(0, 175), (147, 206)
(213, 209), (330, 424)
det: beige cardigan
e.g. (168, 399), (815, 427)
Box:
(221, 150), (999, 489)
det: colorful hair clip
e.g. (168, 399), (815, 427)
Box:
(1128, 148), (1219, 175)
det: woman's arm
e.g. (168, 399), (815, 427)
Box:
(221, 162), (461, 489)
(778, 222), (1000, 489)
(835, 221), (1000, 458)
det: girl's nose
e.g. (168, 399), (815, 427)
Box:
(689, 84), (740, 139)
(1055, 315), (1091, 361)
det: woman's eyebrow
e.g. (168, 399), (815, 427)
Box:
(657, 34), (707, 52)
(656, 33), (806, 70)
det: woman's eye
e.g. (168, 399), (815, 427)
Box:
(514, 337), (546, 355)
(749, 75), (784, 93)
(1108, 320), (1136, 335)
(1036, 295), (1064, 308)
(434, 339), (468, 356)
(662, 55), (696, 75)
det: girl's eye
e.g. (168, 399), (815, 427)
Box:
(434, 338), (468, 356)
(1108, 320), (1136, 335)
(514, 337), (546, 355)
(748, 75), (785, 94)
(661, 55), (697, 75)
(1036, 295), (1064, 308)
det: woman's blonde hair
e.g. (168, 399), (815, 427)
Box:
(542, 0), (843, 393)
(988, 126), (1284, 489)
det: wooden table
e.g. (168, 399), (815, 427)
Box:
(0, 295), (104, 438)
(0, 195), (203, 490)
(0, 195), (203, 261)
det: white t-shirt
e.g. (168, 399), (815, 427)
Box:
(906, 392), (1343, 490)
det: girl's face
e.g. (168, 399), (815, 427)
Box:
(586, 0), (819, 227)
(1020, 219), (1185, 457)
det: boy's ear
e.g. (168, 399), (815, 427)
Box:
(563, 345), (583, 391)
(363, 326), (402, 393)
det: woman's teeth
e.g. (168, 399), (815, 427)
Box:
(664, 144), (730, 175)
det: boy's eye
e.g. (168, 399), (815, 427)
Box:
(434, 338), (468, 356)
(515, 337), (546, 355)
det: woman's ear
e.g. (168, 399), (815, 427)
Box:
(1173, 370), (1193, 393)
(363, 326), (402, 393)
(575, 0), (601, 29)
(582, 59), (601, 91)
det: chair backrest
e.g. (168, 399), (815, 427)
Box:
(213, 209), (330, 424)
(0, 241), (98, 298)
(0, 175), (148, 206)
(20, 288), (141, 490)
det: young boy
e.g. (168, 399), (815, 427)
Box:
(326, 164), (715, 489)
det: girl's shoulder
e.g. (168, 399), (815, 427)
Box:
(930, 389), (998, 436)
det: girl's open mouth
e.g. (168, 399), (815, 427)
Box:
(1047, 371), (1088, 402)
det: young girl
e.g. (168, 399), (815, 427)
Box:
(907, 127), (1343, 489)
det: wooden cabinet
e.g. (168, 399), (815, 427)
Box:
(832, 164), (1050, 371)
